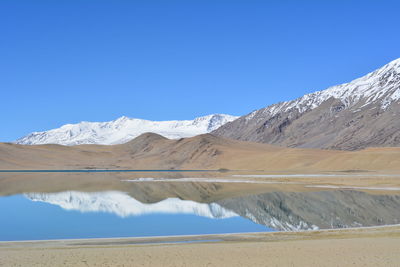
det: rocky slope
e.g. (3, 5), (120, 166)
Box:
(213, 58), (400, 150)
(15, 114), (238, 145)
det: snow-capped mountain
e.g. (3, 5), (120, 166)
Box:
(16, 114), (238, 146)
(253, 58), (400, 116)
(214, 58), (400, 150)
(25, 191), (237, 219)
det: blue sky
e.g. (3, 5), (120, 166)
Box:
(1, 0), (399, 141)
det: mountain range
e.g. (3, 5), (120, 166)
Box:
(15, 114), (238, 146)
(14, 58), (400, 151)
(213, 58), (400, 150)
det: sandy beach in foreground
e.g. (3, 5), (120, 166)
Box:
(1, 225), (399, 267)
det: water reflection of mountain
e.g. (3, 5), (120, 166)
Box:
(25, 187), (400, 231)
(217, 191), (400, 230)
(25, 191), (237, 219)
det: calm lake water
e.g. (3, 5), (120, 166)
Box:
(1, 171), (399, 241)
(0, 194), (270, 241)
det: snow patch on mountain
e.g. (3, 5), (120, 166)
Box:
(15, 114), (238, 146)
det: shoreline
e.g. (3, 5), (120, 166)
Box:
(1, 225), (399, 266)
(1, 224), (399, 247)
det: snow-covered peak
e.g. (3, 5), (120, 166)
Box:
(25, 191), (237, 219)
(258, 58), (400, 117)
(15, 114), (238, 146)
(192, 114), (238, 131)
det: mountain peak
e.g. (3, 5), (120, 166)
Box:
(387, 57), (400, 66)
(260, 58), (400, 117)
(114, 116), (131, 122)
(127, 132), (169, 143)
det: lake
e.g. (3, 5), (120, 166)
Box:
(1, 171), (399, 241)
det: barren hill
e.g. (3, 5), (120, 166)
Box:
(1, 133), (400, 172)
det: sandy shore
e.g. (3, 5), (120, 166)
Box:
(1, 225), (399, 266)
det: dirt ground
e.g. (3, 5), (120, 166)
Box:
(1, 225), (399, 267)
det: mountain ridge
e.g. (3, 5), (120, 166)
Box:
(15, 114), (238, 146)
(213, 58), (400, 150)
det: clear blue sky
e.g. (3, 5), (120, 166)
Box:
(1, 0), (399, 141)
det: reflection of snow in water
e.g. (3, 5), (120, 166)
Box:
(25, 191), (237, 219)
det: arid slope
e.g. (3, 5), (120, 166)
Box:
(1, 133), (400, 171)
